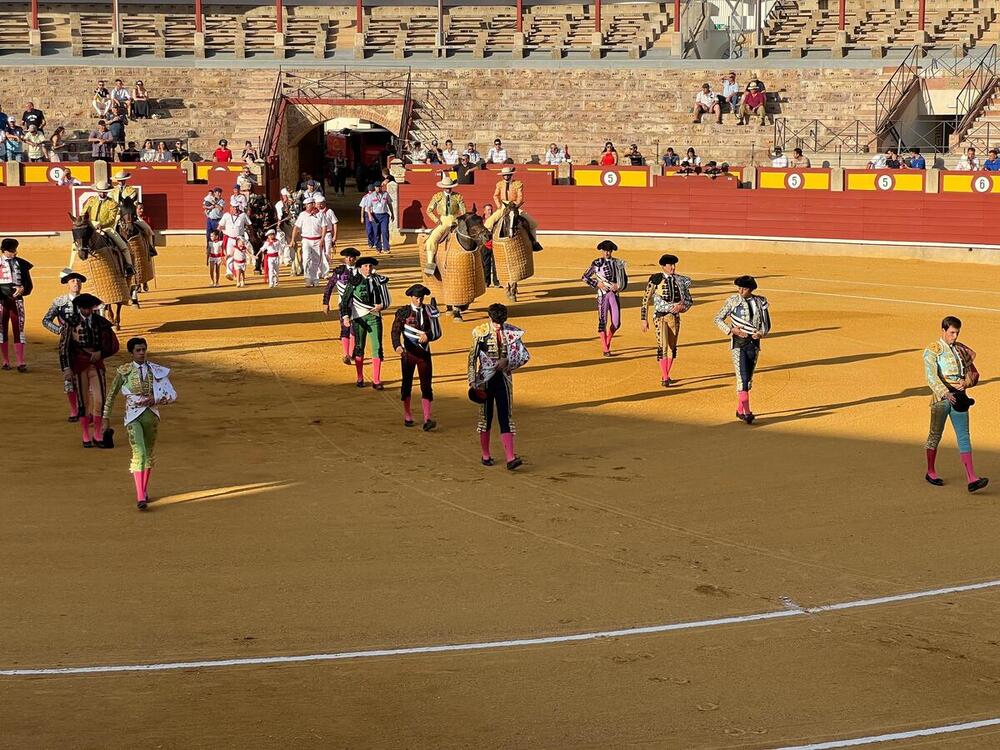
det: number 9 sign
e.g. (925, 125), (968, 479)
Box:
(875, 174), (895, 191)
(973, 175), (994, 193)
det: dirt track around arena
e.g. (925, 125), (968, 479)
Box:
(2, 203), (1000, 749)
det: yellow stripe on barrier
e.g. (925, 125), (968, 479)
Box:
(574, 168), (648, 187)
(941, 173), (1000, 194)
(195, 164), (243, 181)
(847, 171), (923, 192)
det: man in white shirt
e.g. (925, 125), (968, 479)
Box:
(771, 147), (789, 168)
(315, 194), (338, 277)
(721, 72), (740, 118)
(464, 142), (482, 165)
(110, 79), (132, 118)
(956, 147), (980, 171)
(274, 187), (292, 232)
(486, 138), (508, 164)
(544, 143), (567, 165)
(441, 139), (460, 165)
(216, 204), (250, 256)
(56, 168), (81, 187)
(290, 197), (328, 287)
(693, 83), (722, 125)
(409, 141), (428, 164)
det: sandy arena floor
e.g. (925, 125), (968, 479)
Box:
(2, 209), (1000, 749)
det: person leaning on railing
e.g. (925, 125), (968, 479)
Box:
(984, 149), (1000, 171)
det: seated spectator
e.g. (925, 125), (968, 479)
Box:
(49, 126), (66, 162)
(984, 149), (1000, 171)
(956, 147), (981, 171)
(677, 160), (701, 175)
(771, 147), (789, 168)
(120, 141), (140, 162)
(693, 83), (722, 124)
(213, 139), (233, 163)
(486, 138), (508, 164)
(139, 138), (156, 162)
(154, 141), (173, 163)
(463, 142), (482, 165)
(21, 101), (45, 133)
(110, 79), (132, 118)
(408, 140), (428, 164)
(426, 147), (442, 165)
(241, 140), (258, 163)
(455, 153), (476, 184)
(22, 124), (48, 162)
(88, 120), (113, 162)
(107, 104), (127, 148)
(599, 141), (618, 166)
(867, 151), (888, 169)
(721, 71), (740, 116)
(703, 160), (722, 176)
(884, 148), (903, 169)
(544, 143), (567, 165)
(739, 82), (767, 126)
(171, 140), (189, 162)
(0, 128), (13, 162)
(441, 139), (460, 165)
(745, 74), (766, 93)
(0, 105), (8, 132)
(685, 147), (702, 167)
(790, 147), (811, 168)
(132, 80), (150, 119)
(92, 80), (111, 117)
(56, 167), (81, 186)
(906, 147), (926, 169)
(661, 147), (679, 167)
(625, 144), (645, 166)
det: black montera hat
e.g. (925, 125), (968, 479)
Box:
(597, 240), (618, 252)
(356, 256), (379, 267)
(659, 253), (679, 266)
(405, 284), (431, 297)
(734, 275), (758, 291)
(340, 247), (361, 258)
(73, 293), (103, 308)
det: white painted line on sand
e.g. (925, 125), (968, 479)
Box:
(772, 717), (1000, 749)
(2, 578), (998, 678)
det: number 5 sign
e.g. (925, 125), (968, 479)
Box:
(875, 173), (895, 191)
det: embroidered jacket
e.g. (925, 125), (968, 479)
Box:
(714, 293), (771, 348)
(390, 302), (442, 357)
(640, 273), (692, 321)
(0, 256), (34, 298)
(923, 339), (975, 402)
(582, 257), (628, 297)
(322, 263), (359, 306)
(339, 273), (391, 320)
(426, 191), (467, 224)
(42, 293), (77, 334)
(103, 360), (177, 424)
(467, 322), (528, 385)
(58, 312), (120, 372)
(81, 195), (120, 232)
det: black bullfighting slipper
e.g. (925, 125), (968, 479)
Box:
(423, 420), (436, 432)
(481, 457), (495, 466)
(743, 412), (756, 425)
(736, 412), (746, 422)
(506, 457), (523, 471)
(137, 500), (148, 511)
(925, 474), (944, 487)
(356, 380), (365, 388)
(372, 382), (384, 391)
(404, 419), (415, 427)
(969, 477), (990, 493)
(68, 415), (80, 422)
(342, 356), (352, 365)
(82, 440), (93, 448)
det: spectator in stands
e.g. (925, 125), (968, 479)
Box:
(241, 140), (258, 163)
(21, 102), (45, 133)
(738, 82), (766, 127)
(789, 147), (811, 168)
(107, 104), (127, 150)
(956, 147), (980, 171)
(662, 147), (679, 167)
(693, 83), (722, 125)
(56, 167), (81, 186)
(884, 149), (903, 169)
(408, 141), (428, 164)
(154, 141), (172, 163)
(22, 125), (48, 163)
(441, 139), (460, 165)
(544, 143), (566, 165)
(171, 140), (189, 162)
(599, 141), (618, 166)
(984, 149), (1000, 171)
(464, 142), (482, 165)
(721, 72), (740, 117)
(745, 74), (766, 93)
(88, 120), (113, 163)
(110, 79), (132, 119)
(487, 138), (508, 164)
(213, 139), (233, 163)
(771, 147), (789, 168)
(49, 126), (66, 162)
(1, 126), (21, 162)
(455, 153), (476, 184)
(92, 80), (112, 118)
(867, 151), (887, 169)
(907, 147), (926, 169)
(428, 139), (444, 162)
(139, 139), (156, 162)
(685, 147), (702, 167)
(237, 166), (257, 196)
(0, 105), (8, 132)
(120, 141), (140, 162)
(625, 144), (645, 166)
(132, 80), (150, 119)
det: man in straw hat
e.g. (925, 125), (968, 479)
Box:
(110, 169), (154, 245)
(582, 240), (628, 357)
(391, 283), (442, 430)
(323, 247), (361, 364)
(422, 174), (467, 273)
(340, 255), (391, 389)
(738, 81), (767, 127)
(714, 275), (771, 424)
(59, 292), (120, 447)
(485, 166), (542, 252)
(640, 253), (692, 387)
(79, 179), (133, 278)
(0, 238), (33, 372)
(43, 268), (91, 419)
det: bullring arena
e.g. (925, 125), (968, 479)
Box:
(3, 2), (1000, 749)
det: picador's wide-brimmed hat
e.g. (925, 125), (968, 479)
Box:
(436, 175), (458, 189)
(356, 256), (379, 267)
(597, 240), (618, 252)
(406, 283), (431, 297)
(340, 247), (361, 258)
(734, 274), (758, 291)
(111, 170), (132, 181)
(73, 293), (103, 308)
(499, 166), (517, 176)
(60, 269), (87, 284)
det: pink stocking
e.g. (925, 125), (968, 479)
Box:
(658, 359), (669, 380)
(480, 432), (491, 460)
(607, 325), (617, 348)
(737, 391), (750, 415)
(0, 342), (8, 365)
(340, 337), (351, 357)
(142, 468), (152, 497)
(403, 397), (413, 421)
(926, 449), (939, 480)
(13, 343), (24, 366)
(599, 331), (609, 353)
(133, 472), (144, 501)
(67, 390), (79, 417)
(354, 356), (364, 381)
(91, 416), (103, 442)
(960, 452), (978, 483)
(500, 432), (516, 462)
(421, 398), (432, 422)
(663, 358), (673, 380)
(80, 416), (92, 441)
(372, 357), (383, 384)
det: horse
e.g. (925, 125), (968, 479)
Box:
(117, 194), (154, 308)
(455, 209), (492, 252)
(490, 202), (534, 302)
(70, 215), (132, 330)
(422, 208), (491, 321)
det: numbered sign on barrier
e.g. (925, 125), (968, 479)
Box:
(973, 175), (995, 193)
(785, 172), (804, 189)
(875, 173), (895, 191)
(601, 170), (620, 187)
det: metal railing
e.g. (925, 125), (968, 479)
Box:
(951, 44), (999, 144)
(774, 118), (878, 154)
(961, 121), (1000, 151)
(874, 45), (922, 135)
